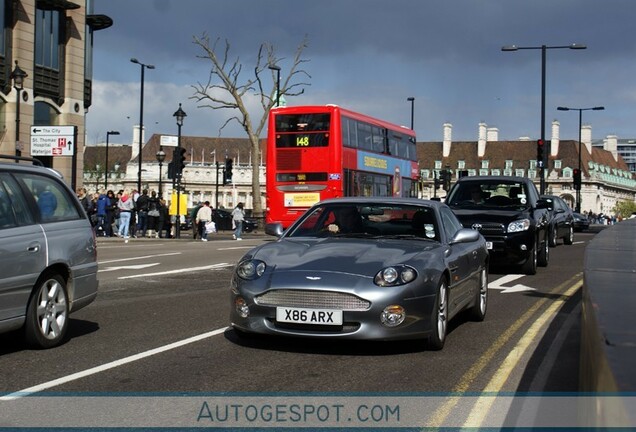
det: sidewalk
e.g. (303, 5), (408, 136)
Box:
(95, 230), (267, 242)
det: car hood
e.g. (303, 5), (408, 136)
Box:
(451, 208), (532, 226)
(249, 238), (441, 276)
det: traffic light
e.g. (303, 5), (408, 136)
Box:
(573, 168), (582, 190)
(167, 161), (175, 179)
(174, 147), (187, 175)
(224, 158), (233, 184)
(537, 139), (545, 166)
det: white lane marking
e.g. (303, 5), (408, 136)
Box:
(100, 263), (160, 272)
(117, 263), (233, 279)
(217, 247), (254, 250)
(488, 274), (536, 294)
(0, 327), (229, 401)
(100, 252), (181, 264)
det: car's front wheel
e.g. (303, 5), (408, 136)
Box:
(25, 274), (69, 349)
(549, 224), (558, 247)
(564, 226), (574, 245)
(538, 234), (549, 267)
(468, 266), (488, 322)
(521, 243), (538, 275)
(428, 277), (448, 351)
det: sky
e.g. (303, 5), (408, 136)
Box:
(86, 0), (636, 147)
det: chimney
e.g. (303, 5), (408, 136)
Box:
(487, 127), (499, 142)
(604, 134), (619, 162)
(550, 120), (560, 157)
(131, 125), (145, 161)
(442, 123), (452, 157)
(477, 122), (487, 157)
(581, 124), (592, 155)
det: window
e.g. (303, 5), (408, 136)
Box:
(19, 173), (82, 222)
(563, 168), (573, 179)
(515, 169), (525, 177)
(0, 174), (35, 229)
(528, 169), (536, 178)
(440, 207), (463, 242)
(35, 8), (62, 70)
(479, 169), (489, 176)
(505, 160), (513, 169)
(435, 161), (442, 170)
(420, 169), (430, 179)
(529, 160), (537, 170)
(458, 160), (465, 169)
(554, 160), (562, 169)
(491, 169), (501, 176)
(481, 160), (489, 169)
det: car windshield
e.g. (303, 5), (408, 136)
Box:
(447, 181), (529, 209)
(285, 203), (440, 241)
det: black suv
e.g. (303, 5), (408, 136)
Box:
(446, 176), (551, 275)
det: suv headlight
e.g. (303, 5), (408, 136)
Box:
(507, 219), (530, 233)
(236, 259), (266, 280)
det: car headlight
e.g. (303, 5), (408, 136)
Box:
(236, 259), (266, 280)
(507, 219), (530, 233)
(374, 265), (417, 287)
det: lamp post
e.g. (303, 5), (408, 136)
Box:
(501, 43), (586, 194)
(557, 106), (605, 213)
(104, 130), (120, 191)
(10, 61), (28, 159)
(268, 64), (281, 107)
(155, 149), (166, 199)
(131, 58), (155, 193)
(407, 97), (415, 130)
(173, 103), (187, 239)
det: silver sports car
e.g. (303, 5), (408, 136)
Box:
(230, 198), (489, 350)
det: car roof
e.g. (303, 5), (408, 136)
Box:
(315, 197), (445, 209)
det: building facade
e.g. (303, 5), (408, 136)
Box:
(417, 121), (636, 216)
(0, 0), (111, 185)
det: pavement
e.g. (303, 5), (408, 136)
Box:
(95, 229), (268, 242)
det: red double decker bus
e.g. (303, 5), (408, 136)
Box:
(266, 104), (419, 227)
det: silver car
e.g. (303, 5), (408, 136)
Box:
(0, 156), (98, 348)
(230, 198), (488, 350)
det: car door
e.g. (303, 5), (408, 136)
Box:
(439, 206), (474, 312)
(0, 173), (45, 326)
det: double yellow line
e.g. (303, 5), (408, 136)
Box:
(426, 273), (583, 428)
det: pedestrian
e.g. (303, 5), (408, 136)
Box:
(147, 190), (161, 237)
(96, 190), (109, 236)
(117, 189), (135, 242)
(105, 190), (117, 236)
(231, 202), (245, 241)
(136, 189), (149, 238)
(195, 201), (212, 241)
(158, 199), (170, 238)
(190, 202), (203, 240)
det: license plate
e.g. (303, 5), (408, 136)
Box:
(276, 307), (343, 325)
(486, 241), (493, 250)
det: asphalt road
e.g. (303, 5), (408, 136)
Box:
(0, 228), (599, 428)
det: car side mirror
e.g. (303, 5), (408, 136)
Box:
(450, 228), (480, 244)
(265, 222), (284, 238)
(536, 198), (550, 210)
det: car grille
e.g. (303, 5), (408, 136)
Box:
(469, 222), (505, 235)
(255, 289), (371, 311)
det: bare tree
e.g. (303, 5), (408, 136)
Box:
(191, 34), (311, 218)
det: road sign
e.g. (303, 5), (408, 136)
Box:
(30, 125), (77, 156)
(160, 135), (178, 147)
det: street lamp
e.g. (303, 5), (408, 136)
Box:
(10, 61), (28, 159)
(501, 43), (586, 194)
(268, 64), (281, 107)
(131, 58), (155, 193)
(155, 149), (166, 199)
(173, 103), (187, 239)
(104, 130), (120, 191)
(557, 106), (605, 213)
(407, 97), (415, 130)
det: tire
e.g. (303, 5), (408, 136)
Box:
(468, 266), (488, 322)
(521, 243), (537, 275)
(538, 234), (549, 267)
(563, 226), (574, 245)
(24, 274), (69, 349)
(428, 277), (449, 351)
(548, 225), (558, 247)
